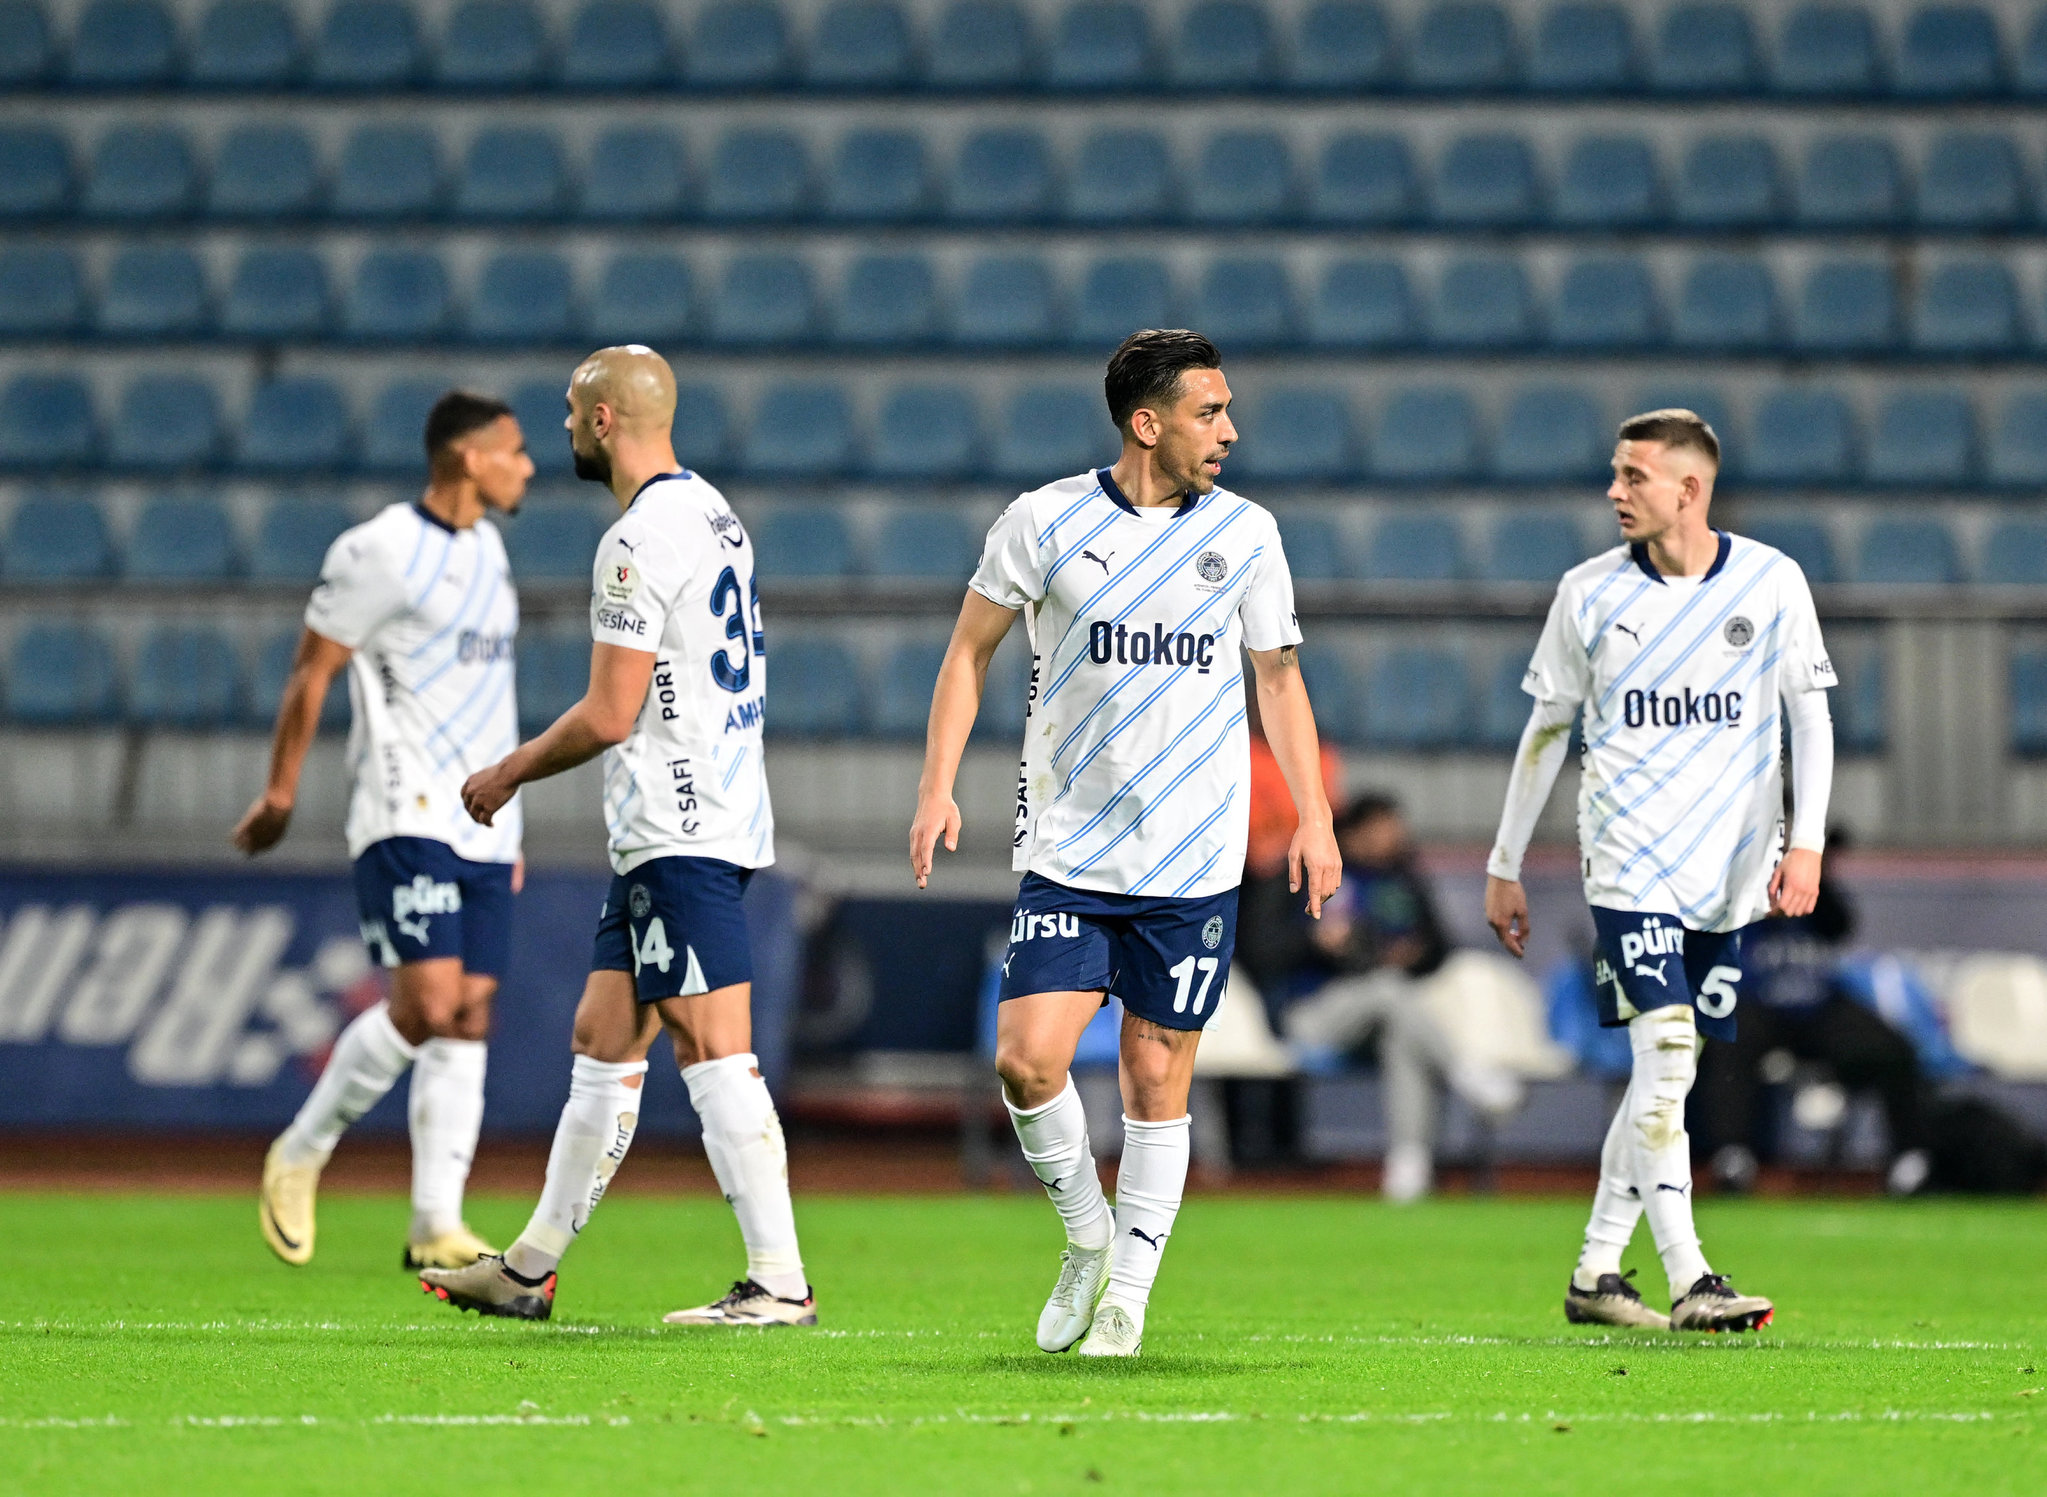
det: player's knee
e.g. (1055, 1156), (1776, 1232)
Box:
(993, 1041), (1061, 1104)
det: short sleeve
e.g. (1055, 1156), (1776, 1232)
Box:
(1779, 562), (1837, 695)
(1237, 521), (1303, 653)
(1521, 584), (1593, 705)
(590, 523), (683, 650)
(968, 498), (1045, 610)
(303, 529), (405, 649)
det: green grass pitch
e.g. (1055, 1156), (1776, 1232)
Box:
(3, 1189), (2041, 1494)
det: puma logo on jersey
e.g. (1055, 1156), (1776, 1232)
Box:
(1613, 621), (1642, 644)
(1127, 1227), (1167, 1249)
(1082, 549), (1114, 574)
(1635, 959), (1669, 986)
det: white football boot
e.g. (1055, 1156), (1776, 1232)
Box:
(1036, 1244), (1110, 1352)
(1075, 1301), (1142, 1358)
(663, 1279), (818, 1327)
(259, 1139), (322, 1266)
(1670, 1273), (1774, 1332)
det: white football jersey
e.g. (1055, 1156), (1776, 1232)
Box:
(1516, 532), (1835, 932)
(306, 502), (522, 864)
(589, 471), (773, 875)
(971, 469), (1302, 900)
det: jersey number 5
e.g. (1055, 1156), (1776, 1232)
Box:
(709, 567), (765, 694)
(1696, 965), (1741, 1019)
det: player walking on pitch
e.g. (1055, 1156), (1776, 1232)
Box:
(1484, 409), (1835, 1333)
(911, 329), (1341, 1357)
(420, 345), (810, 1326)
(238, 391), (534, 1270)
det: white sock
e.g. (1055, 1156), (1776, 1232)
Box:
(1005, 1077), (1113, 1251)
(1627, 1006), (1712, 1301)
(1574, 1077), (1645, 1290)
(277, 1001), (415, 1166)
(408, 1038), (488, 1240)
(682, 1053), (807, 1301)
(502, 1055), (645, 1279)
(1103, 1114), (1190, 1336)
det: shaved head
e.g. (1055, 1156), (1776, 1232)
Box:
(567, 344), (677, 486)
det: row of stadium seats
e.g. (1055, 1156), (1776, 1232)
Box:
(10, 244), (2047, 359)
(9, 0), (2047, 99)
(12, 373), (2047, 490)
(12, 121), (2047, 231)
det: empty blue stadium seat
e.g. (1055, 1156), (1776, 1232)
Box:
(250, 497), (353, 581)
(975, 636), (1032, 740)
(7, 624), (118, 726)
(1988, 392), (2047, 487)
(69, 0), (177, 85)
(127, 492), (237, 577)
(0, 375), (95, 467)
(743, 381), (855, 476)
(2, 492), (114, 581)
(687, 0), (790, 85)
(1048, 1), (1152, 88)
(808, 0), (914, 85)
(1173, 0), (1274, 85)
(1229, 387), (1355, 483)
(1740, 517), (1837, 583)
(1409, 1), (1517, 90)
(1308, 132), (1416, 224)
(948, 128), (1054, 222)
(1650, 2), (1757, 91)
(1481, 512), (1587, 582)
(1476, 648), (1537, 747)
(512, 634), (585, 735)
(1980, 519), (2047, 585)
(589, 252), (692, 343)
(2023, 7), (2047, 93)
(994, 385), (1105, 481)
(2011, 651), (2047, 753)
(763, 635), (862, 736)
(952, 255), (1057, 345)
(362, 378), (442, 473)
(1895, 3), (2003, 96)
(222, 248), (329, 338)
(455, 128), (564, 219)
(710, 253), (815, 345)
(310, 0), (421, 86)
(1373, 387), (1480, 481)
(1362, 513), (1467, 581)
(83, 126), (197, 219)
(1855, 519), (1962, 583)
(703, 128), (810, 220)
(468, 251), (575, 342)
(1867, 389), (1977, 486)
(208, 124), (320, 217)
(1674, 135), (1782, 226)
(1433, 132), (1540, 225)
(871, 638), (947, 737)
(1268, 509), (1345, 580)
(98, 247), (207, 337)
(581, 126), (686, 219)
(1431, 255), (1535, 348)
(562, 0), (671, 85)
(1072, 256), (1173, 349)
(1796, 134), (1904, 226)
(1190, 131), (1294, 224)
(109, 377), (221, 470)
(0, 0), (55, 84)
(1194, 257), (1295, 347)
(0, 247), (84, 336)
(1068, 129), (1171, 222)
(131, 627), (241, 727)
(1773, 3), (1880, 95)
(1361, 648), (1470, 748)
(1912, 258), (2021, 353)
(1494, 385), (1605, 481)
(501, 502), (605, 581)
(436, 0), (548, 86)
(1917, 132), (2027, 227)
(1553, 134), (1659, 226)
(928, 0), (1034, 86)
(1296, 648), (1359, 741)
(1531, 2), (1635, 91)
(191, 0), (301, 84)
(1746, 388), (1855, 485)
(343, 249), (451, 340)
(1672, 254), (1778, 349)
(1551, 255), (1659, 348)
(752, 505), (857, 577)
(1290, 0), (1394, 87)
(872, 506), (981, 578)
(870, 386), (981, 478)
(1309, 258), (1417, 347)
(1793, 259), (1897, 352)
(0, 127), (72, 218)
(676, 383), (730, 467)
(836, 253), (940, 344)
(333, 125), (442, 218)
(505, 380), (571, 477)
(240, 377), (351, 470)
(825, 129), (929, 220)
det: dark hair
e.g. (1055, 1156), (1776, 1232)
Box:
(1335, 792), (1402, 835)
(1104, 329), (1222, 430)
(424, 390), (514, 465)
(1616, 408), (1720, 468)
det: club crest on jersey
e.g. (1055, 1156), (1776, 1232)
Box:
(603, 559), (638, 604)
(1196, 550), (1229, 584)
(1724, 616), (1755, 647)
(628, 884), (651, 918)
(1201, 916), (1224, 950)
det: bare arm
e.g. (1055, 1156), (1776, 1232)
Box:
(1248, 643), (1342, 918)
(232, 628), (352, 856)
(461, 643), (656, 827)
(909, 590), (1018, 888)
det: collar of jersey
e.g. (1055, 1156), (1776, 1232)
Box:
(626, 470), (691, 510)
(1096, 467), (1197, 519)
(413, 501), (459, 535)
(1630, 530), (1730, 585)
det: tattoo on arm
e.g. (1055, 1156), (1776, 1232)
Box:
(1277, 645), (1298, 670)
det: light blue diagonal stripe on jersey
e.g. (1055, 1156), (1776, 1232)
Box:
(428, 664), (514, 770)
(1170, 844), (1225, 897)
(411, 563), (502, 697)
(1679, 826), (1758, 927)
(1574, 551), (1637, 621)
(1594, 563), (1786, 734)
(1053, 666), (1237, 805)
(1586, 592), (1781, 763)
(400, 512), (433, 581)
(1039, 507), (1120, 593)
(1612, 711), (1780, 891)
(720, 745), (749, 791)
(405, 525), (454, 607)
(1583, 576), (1657, 658)
(1130, 780), (1239, 895)
(1592, 550), (1777, 720)
(1053, 674), (1238, 845)
(1037, 486), (1105, 551)
(1625, 742), (1777, 917)
(1066, 707), (1245, 880)
(1610, 705), (1779, 878)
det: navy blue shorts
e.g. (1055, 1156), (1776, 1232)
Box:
(998, 872), (1238, 1033)
(352, 836), (516, 977)
(1591, 906), (1750, 1043)
(591, 856), (755, 1002)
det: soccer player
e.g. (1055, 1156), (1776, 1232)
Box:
(419, 345), (809, 1328)
(1484, 409), (1835, 1333)
(910, 329), (1341, 1357)
(237, 391), (533, 1270)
